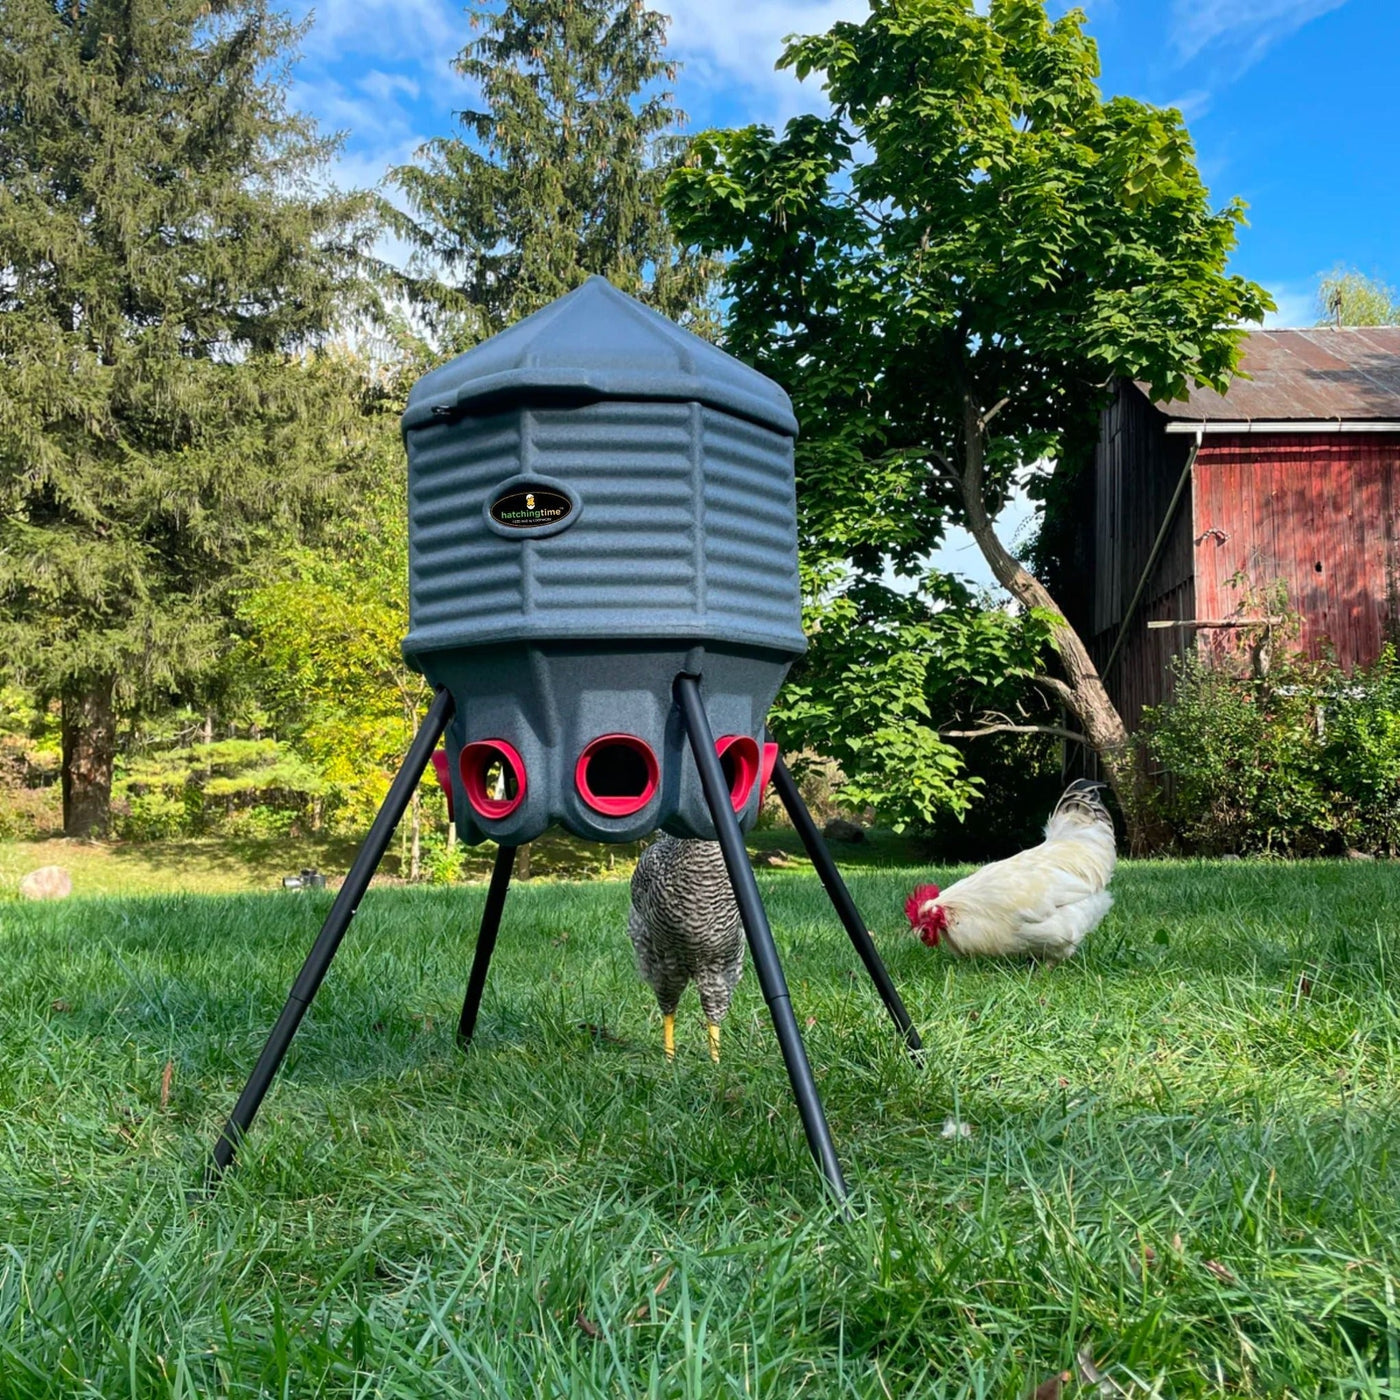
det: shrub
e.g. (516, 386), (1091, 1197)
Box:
(0, 783), (61, 839)
(921, 729), (1063, 861)
(1142, 648), (1400, 856)
(117, 791), (190, 841)
(219, 805), (302, 841)
(1325, 649), (1400, 852)
(113, 737), (324, 840)
(0, 687), (61, 837)
(418, 829), (465, 885)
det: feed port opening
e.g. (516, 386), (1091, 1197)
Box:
(484, 759), (518, 801)
(717, 735), (760, 810)
(576, 735), (659, 816)
(462, 740), (528, 819)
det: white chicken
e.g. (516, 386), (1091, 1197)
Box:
(904, 780), (1116, 965)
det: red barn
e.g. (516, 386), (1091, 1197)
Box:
(1067, 327), (1400, 734)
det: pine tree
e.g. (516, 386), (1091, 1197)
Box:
(388, 0), (715, 342)
(0, 0), (379, 835)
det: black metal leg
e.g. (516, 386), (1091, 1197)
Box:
(769, 752), (923, 1054)
(458, 844), (515, 1048)
(205, 687), (456, 1186)
(675, 675), (850, 1208)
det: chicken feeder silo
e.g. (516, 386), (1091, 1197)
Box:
(399, 276), (805, 847)
(207, 279), (922, 1208)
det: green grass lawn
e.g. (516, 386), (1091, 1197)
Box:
(1, 861), (1398, 1396)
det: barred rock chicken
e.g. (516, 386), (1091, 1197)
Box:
(904, 780), (1116, 965)
(628, 834), (743, 1061)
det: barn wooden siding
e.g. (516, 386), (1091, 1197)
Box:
(1080, 385), (1197, 734)
(1192, 433), (1400, 670)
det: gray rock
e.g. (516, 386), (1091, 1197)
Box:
(823, 818), (865, 844)
(1346, 848), (1376, 861)
(19, 866), (72, 900)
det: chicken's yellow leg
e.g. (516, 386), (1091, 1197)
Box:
(707, 1022), (720, 1062)
(663, 1013), (676, 1059)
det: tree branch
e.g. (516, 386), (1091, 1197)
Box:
(926, 449), (960, 484)
(940, 722), (1092, 746)
(836, 188), (896, 234)
(979, 395), (1011, 431)
(1033, 675), (1076, 707)
(875, 440), (960, 484)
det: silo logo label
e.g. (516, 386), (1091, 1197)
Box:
(490, 485), (573, 529)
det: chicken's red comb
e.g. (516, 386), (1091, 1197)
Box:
(904, 884), (940, 926)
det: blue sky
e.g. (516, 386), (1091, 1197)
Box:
(281, 0), (1399, 582)
(284, 0), (1400, 322)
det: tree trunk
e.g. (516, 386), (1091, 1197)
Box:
(409, 788), (422, 881)
(514, 842), (532, 880)
(959, 399), (1168, 853)
(61, 678), (116, 838)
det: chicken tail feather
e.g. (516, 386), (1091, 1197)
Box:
(1051, 779), (1111, 826)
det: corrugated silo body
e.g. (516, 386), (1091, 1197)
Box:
(399, 277), (805, 845)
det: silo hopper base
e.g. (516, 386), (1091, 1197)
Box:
(204, 680), (922, 1209)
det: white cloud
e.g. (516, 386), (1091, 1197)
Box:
(1263, 281), (1316, 328)
(361, 69), (422, 105)
(1158, 87), (1212, 123)
(293, 75), (410, 149)
(319, 135), (422, 196)
(289, 0), (868, 129)
(1170, 0), (1349, 69)
(287, 0), (467, 118)
(283, 3), (468, 270)
(660, 0), (868, 124)
(292, 0), (460, 68)
(283, 0), (881, 269)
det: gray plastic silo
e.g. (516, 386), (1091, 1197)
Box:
(399, 276), (805, 846)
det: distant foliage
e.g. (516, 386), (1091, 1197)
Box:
(1142, 649), (1400, 856)
(920, 731), (1064, 862)
(0, 686), (60, 838)
(0, 0), (380, 836)
(664, 0), (1271, 850)
(1315, 266), (1400, 327)
(417, 829), (468, 886)
(113, 738), (325, 841)
(233, 435), (450, 878)
(771, 571), (1059, 831)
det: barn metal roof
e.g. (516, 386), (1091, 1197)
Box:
(1148, 327), (1400, 431)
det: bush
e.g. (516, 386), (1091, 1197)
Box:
(0, 783), (61, 839)
(418, 829), (465, 885)
(1141, 648), (1400, 856)
(1325, 650), (1400, 852)
(0, 687), (61, 837)
(219, 805), (302, 841)
(921, 729), (1064, 861)
(113, 737), (324, 840)
(116, 791), (190, 841)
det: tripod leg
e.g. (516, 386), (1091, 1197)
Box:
(769, 753), (923, 1053)
(458, 844), (515, 1048)
(205, 687), (455, 1186)
(675, 675), (850, 1208)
